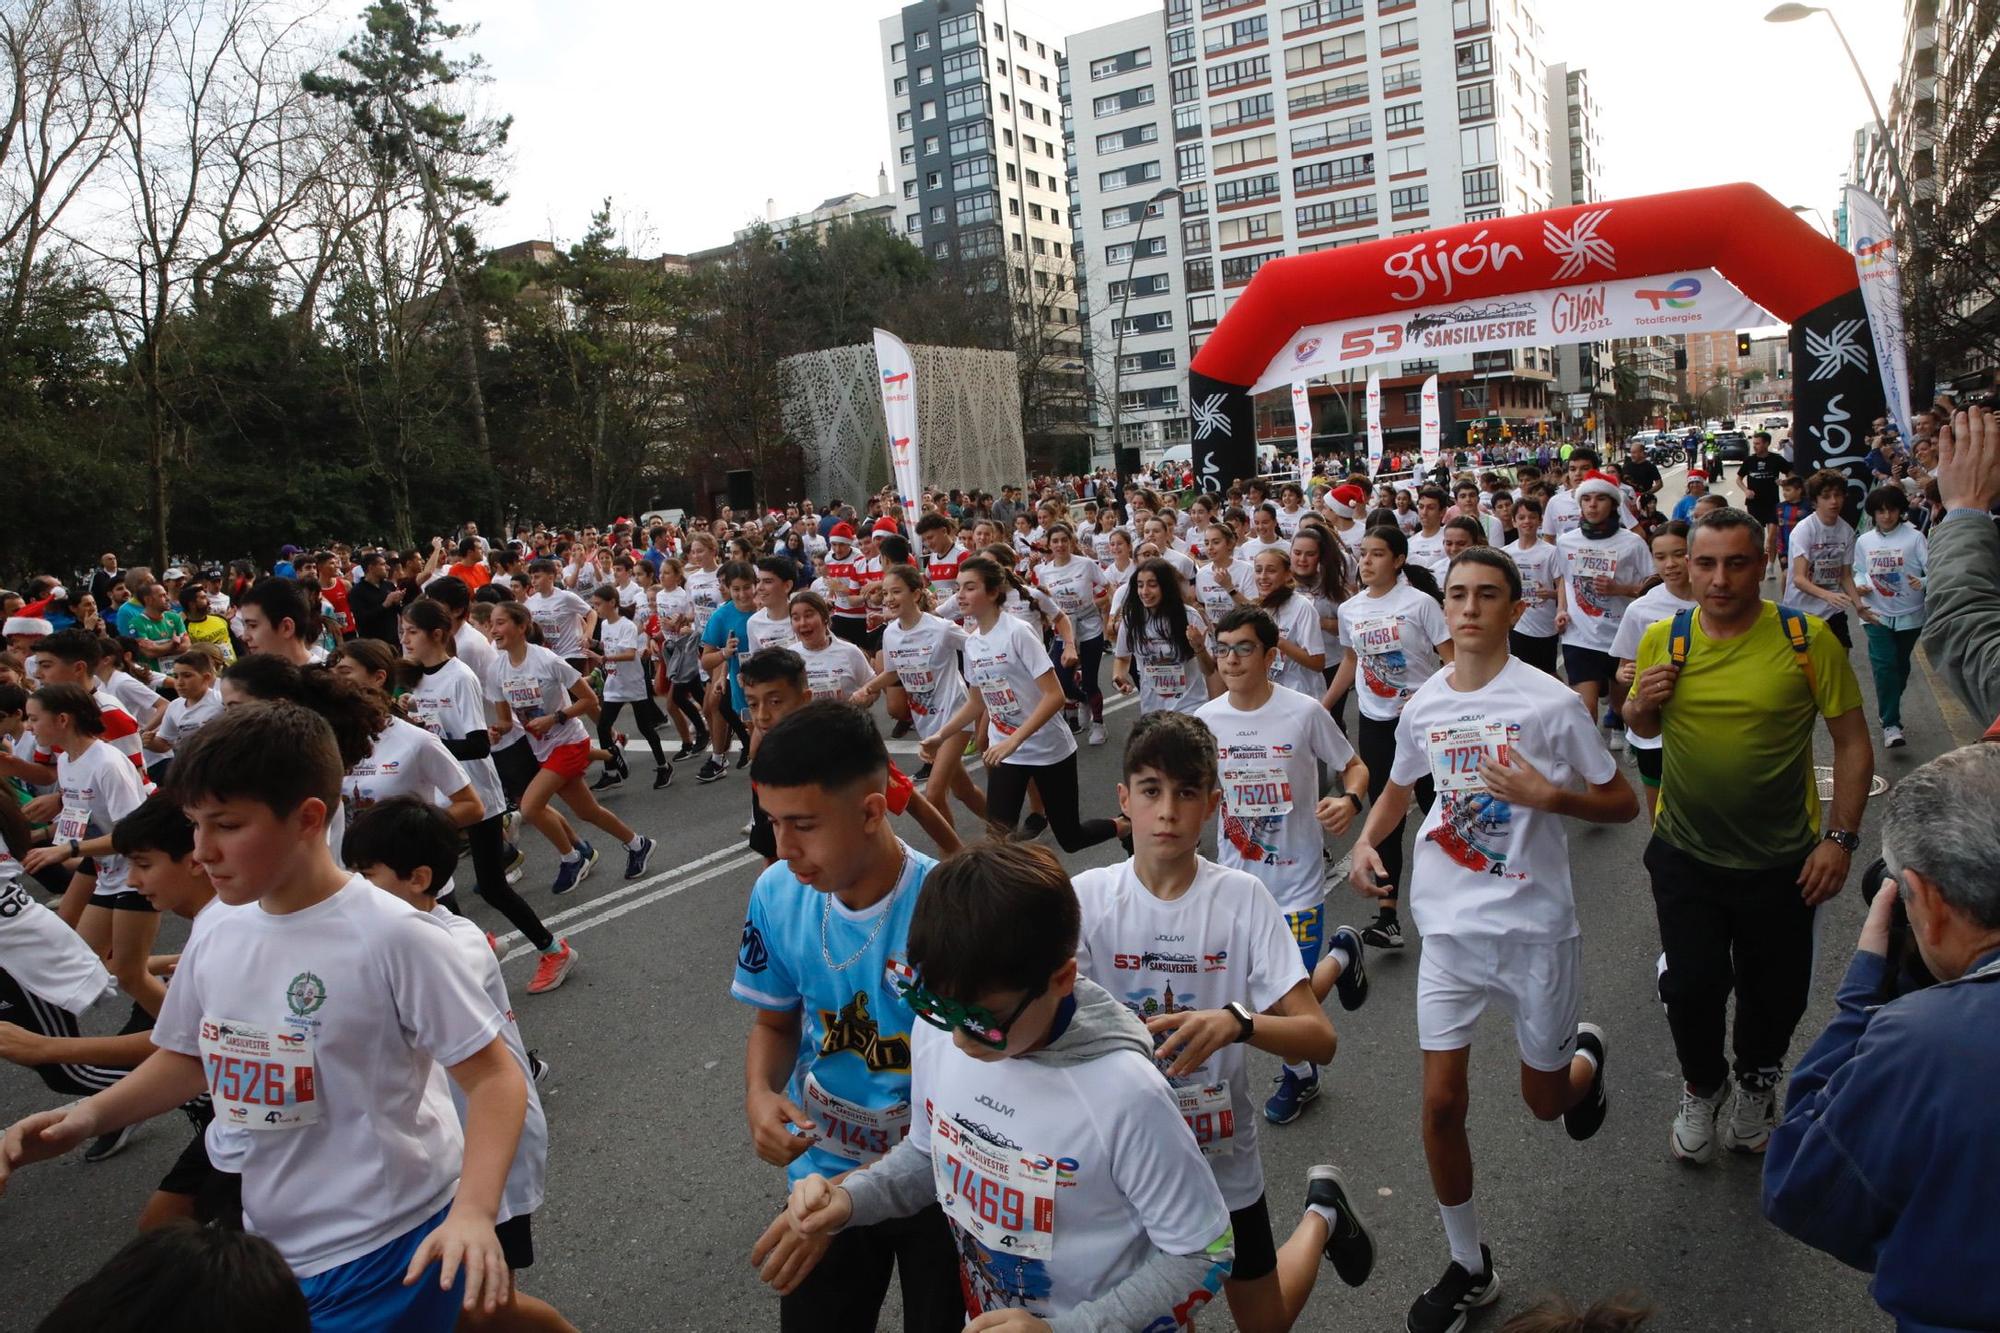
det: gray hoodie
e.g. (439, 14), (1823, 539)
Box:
(841, 977), (1234, 1332)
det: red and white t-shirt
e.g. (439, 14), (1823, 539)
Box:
(922, 543), (969, 601)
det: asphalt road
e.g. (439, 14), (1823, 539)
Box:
(3, 466), (1951, 1331)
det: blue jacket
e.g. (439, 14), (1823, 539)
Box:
(1764, 946), (2000, 1332)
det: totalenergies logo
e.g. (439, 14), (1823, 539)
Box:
(1634, 277), (1701, 311)
(1855, 236), (1894, 268)
(891, 435), (913, 462)
(881, 370), (910, 387)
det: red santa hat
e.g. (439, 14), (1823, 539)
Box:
(829, 522), (856, 542)
(1574, 471), (1623, 503)
(872, 517), (902, 536)
(1326, 484), (1367, 519)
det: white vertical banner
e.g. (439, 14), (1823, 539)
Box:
(1365, 370), (1383, 474)
(872, 328), (923, 547)
(1290, 380), (1313, 486)
(1420, 374), (1441, 471)
(1843, 186), (1913, 444)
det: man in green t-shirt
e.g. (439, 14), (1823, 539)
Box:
(1625, 508), (1872, 1169)
(129, 580), (189, 670)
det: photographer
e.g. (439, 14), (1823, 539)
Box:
(1763, 743), (2000, 1333)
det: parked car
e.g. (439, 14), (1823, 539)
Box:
(1714, 431), (1751, 461)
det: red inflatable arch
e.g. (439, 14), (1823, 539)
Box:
(1186, 182), (1882, 501)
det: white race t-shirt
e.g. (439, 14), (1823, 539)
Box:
(404, 657), (507, 822)
(155, 690), (223, 754)
(484, 644), (590, 761)
(1503, 539), (1563, 639)
(1194, 558), (1253, 630)
(1787, 513), (1857, 620)
(963, 613), (1073, 766)
(1113, 612), (1209, 715)
(342, 719), (474, 856)
(1260, 593), (1324, 698)
(1074, 858), (1304, 1209)
(797, 637), (872, 701)
(1391, 659), (1617, 943)
(1195, 686), (1358, 915)
(1555, 528), (1654, 652)
(151, 878), (504, 1277)
(1337, 583), (1450, 721)
(1036, 557), (1110, 643)
(55, 741), (148, 894)
(882, 613), (968, 736)
(685, 567), (723, 637)
(524, 588), (591, 659)
(597, 617), (648, 703)
(1853, 524), (1928, 622)
(428, 905), (546, 1225)
(0, 839), (115, 1016)
(745, 606), (800, 663)
(1405, 527), (1448, 569)
(906, 1005), (1230, 1323)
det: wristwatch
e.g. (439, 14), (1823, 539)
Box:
(1340, 790), (1365, 812)
(1822, 829), (1860, 853)
(67, 838), (80, 858)
(1225, 1001), (1256, 1044)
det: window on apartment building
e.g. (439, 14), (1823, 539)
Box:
(924, 136), (940, 156)
(1390, 184), (1428, 215)
(1184, 256), (1214, 290)
(1100, 160), (1163, 191)
(1045, 140), (1056, 158)
(1037, 41), (1045, 56)
(1009, 197), (1021, 215)
(1287, 73), (1368, 116)
(952, 156), (993, 190)
(1452, 0), (1488, 30)
(897, 110), (911, 131)
(1220, 249), (1281, 285)
(956, 192), (996, 225)
(1181, 218), (1211, 252)
(1176, 142), (1207, 181)
(1283, 0), (1363, 33)
(1212, 92), (1273, 132)
(1170, 27), (1195, 62)
(1180, 184), (1208, 213)
(1296, 194), (1376, 231)
(1290, 112), (1369, 155)
(1460, 124), (1496, 166)
(942, 49), (981, 84)
(1379, 18), (1417, 52)
(906, 213), (921, 233)
(948, 121), (989, 156)
(1206, 55), (1270, 92)
(962, 226), (1001, 258)
(928, 204), (945, 224)
(1203, 14), (1267, 53)
(1386, 143), (1424, 174)
(904, 180), (918, 198)
(1171, 65), (1199, 104)
(1000, 92), (1011, 110)
(918, 65), (933, 85)
(920, 100), (936, 121)
(1027, 168), (1041, 187)
(1210, 133), (1274, 171)
(1457, 80), (1494, 122)
(894, 76), (907, 95)
(913, 29), (931, 50)
(1285, 33), (1363, 75)
(996, 59), (1007, 76)
(939, 13), (976, 49)
(1032, 203), (1046, 221)
(1216, 209), (1281, 245)
(891, 40), (905, 62)
(1382, 58), (1420, 95)
(900, 145), (914, 164)
(1461, 166), (1500, 206)
(1093, 87), (1156, 116)
(1293, 151), (1372, 192)
(1214, 172), (1280, 207)
(945, 85), (986, 120)
(1384, 101), (1422, 133)
(1040, 107), (1051, 124)
(1188, 294), (1217, 326)
(1455, 37), (1491, 77)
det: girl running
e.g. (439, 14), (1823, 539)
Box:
(1324, 526), (1453, 951)
(1252, 548), (1326, 699)
(785, 592), (873, 700)
(1111, 557), (1213, 716)
(1035, 523), (1113, 747)
(853, 565), (987, 831)
(586, 585), (672, 790)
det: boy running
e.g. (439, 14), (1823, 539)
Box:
(1349, 548), (1636, 1333)
(1075, 711), (1376, 1332)
(0, 700), (529, 1328)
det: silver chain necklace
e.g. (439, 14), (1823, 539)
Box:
(819, 850), (910, 972)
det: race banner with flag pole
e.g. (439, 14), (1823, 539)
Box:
(872, 328), (923, 547)
(1842, 186), (1913, 445)
(1365, 370), (1383, 476)
(1420, 374), (1441, 472)
(1290, 380), (1313, 486)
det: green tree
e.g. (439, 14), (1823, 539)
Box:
(304, 0), (510, 527)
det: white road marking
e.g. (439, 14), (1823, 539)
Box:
(501, 851), (763, 963)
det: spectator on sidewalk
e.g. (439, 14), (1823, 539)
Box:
(1764, 743), (2000, 1333)
(1919, 405), (2000, 729)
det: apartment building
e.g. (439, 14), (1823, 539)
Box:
(1068, 0), (1573, 464)
(1546, 60), (1611, 441)
(879, 1), (1089, 456)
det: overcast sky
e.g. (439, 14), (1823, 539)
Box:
(474, 0), (1903, 256)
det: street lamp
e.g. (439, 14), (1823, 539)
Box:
(1788, 203), (1835, 239)
(1109, 185), (1182, 486)
(1763, 5), (1920, 229)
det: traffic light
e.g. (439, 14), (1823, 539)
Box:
(1674, 347), (1688, 371)
(1736, 333), (1752, 358)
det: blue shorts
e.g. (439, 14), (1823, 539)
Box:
(1285, 905), (1325, 972)
(298, 1205), (463, 1333)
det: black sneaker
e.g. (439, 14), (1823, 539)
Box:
(1564, 1023), (1609, 1142)
(653, 764), (674, 790)
(736, 743), (751, 769)
(697, 757), (728, 784)
(673, 741), (703, 762)
(528, 1050), (551, 1085)
(611, 738), (630, 781)
(1329, 925), (1368, 1011)
(891, 718), (913, 739)
(913, 761), (934, 783)
(83, 1125), (136, 1163)
(1306, 1164), (1376, 1287)
(590, 768), (624, 792)
(1360, 915), (1404, 950)
(1021, 812), (1049, 840)
(1407, 1245), (1499, 1333)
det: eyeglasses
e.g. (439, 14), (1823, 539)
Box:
(1214, 640), (1266, 659)
(893, 968), (1046, 1049)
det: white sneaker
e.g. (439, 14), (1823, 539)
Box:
(1604, 728), (1625, 752)
(1670, 1083), (1729, 1165)
(1720, 1072), (1781, 1154)
(1884, 725), (1906, 749)
(1088, 722), (1106, 746)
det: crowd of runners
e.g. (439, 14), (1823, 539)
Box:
(0, 403), (1995, 1333)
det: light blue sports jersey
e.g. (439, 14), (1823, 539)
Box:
(731, 842), (935, 1184)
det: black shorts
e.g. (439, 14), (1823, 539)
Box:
(830, 615), (870, 647)
(1636, 745), (1663, 786)
(89, 889), (155, 913)
(496, 1213), (535, 1270)
(748, 790), (776, 860)
(1560, 644), (1615, 689)
(1227, 1193), (1278, 1282)
(158, 1107), (243, 1228)
(493, 740), (539, 805)
(1746, 499), (1778, 527)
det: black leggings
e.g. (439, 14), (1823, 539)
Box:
(1357, 712), (1436, 903)
(984, 750), (1117, 853)
(466, 815), (555, 951)
(669, 679), (707, 739)
(1056, 634), (1106, 718)
(0, 968), (128, 1096)
(600, 697), (668, 766)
